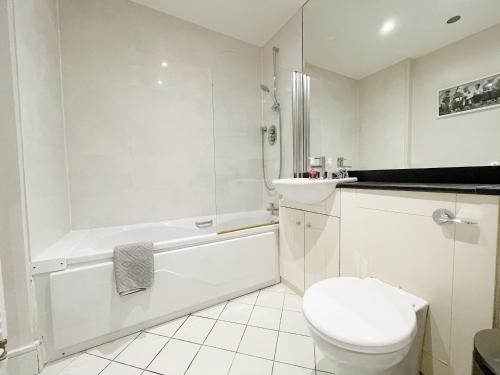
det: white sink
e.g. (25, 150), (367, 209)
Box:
(272, 177), (357, 204)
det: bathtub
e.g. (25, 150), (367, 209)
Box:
(33, 210), (279, 360)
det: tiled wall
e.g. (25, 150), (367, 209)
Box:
(58, 0), (263, 229)
(307, 63), (359, 169)
(0, 0), (36, 355)
(13, 0), (71, 258)
(261, 10), (303, 207)
(358, 59), (411, 169)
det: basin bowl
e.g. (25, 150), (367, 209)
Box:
(272, 178), (357, 204)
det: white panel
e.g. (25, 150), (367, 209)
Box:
(449, 194), (499, 374)
(304, 213), (339, 290)
(354, 189), (456, 216)
(50, 233), (277, 349)
(340, 189), (456, 366)
(279, 207), (305, 293)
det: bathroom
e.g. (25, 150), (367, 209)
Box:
(0, 0), (499, 374)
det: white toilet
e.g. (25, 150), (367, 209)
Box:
(303, 277), (428, 375)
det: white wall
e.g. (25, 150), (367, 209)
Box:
(0, 0), (37, 371)
(411, 23), (500, 168)
(59, 0), (263, 229)
(307, 64), (359, 169)
(358, 59), (411, 170)
(262, 10), (303, 205)
(12, 0), (71, 258)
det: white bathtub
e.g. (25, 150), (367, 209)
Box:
(33, 210), (279, 360)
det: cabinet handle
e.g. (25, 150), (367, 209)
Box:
(296, 221), (301, 226)
(432, 209), (477, 225)
(306, 223), (312, 228)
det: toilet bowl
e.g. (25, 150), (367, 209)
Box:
(303, 277), (428, 375)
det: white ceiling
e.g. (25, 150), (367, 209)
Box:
(304, 0), (500, 79)
(130, 0), (307, 46)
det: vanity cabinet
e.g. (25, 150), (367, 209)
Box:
(279, 193), (340, 293)
(340, 188), (500, 375)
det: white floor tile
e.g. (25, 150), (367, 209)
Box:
(283, 294), (302, 312)
(314, 344), (335, 373)
(58, 353), (109, 375)
(185, 346), (234, 375)
(219, 302), (253, 324)
(238, 326), (278, 360)
(173, 316), (216, 344)
(248, 305), (282, 330)
(115, 332), (168, 369)
(264, 283), (287, 293)
(256, 291), (284, 309)
(280, 310), (310, 336)
(316, 371), (333, 375)
(100, 362), (142, 375)
(272, 362), (315, 375)
(275, 332), (315, 369)
(146, 315), (187, 337)
(204, 320), (246, 351)
(192, 302), (226, 319)
(40, 354), (80, 375)
(231, 291), (259, 305)
(86, 333), (139, 360)
(284, 285), (298, 295)
(229, 353), (273, 375)
(148, 339), (200, 375)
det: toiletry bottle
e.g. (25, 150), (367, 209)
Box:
(325, 158), (334, 179)
(309, 168), (320, 179)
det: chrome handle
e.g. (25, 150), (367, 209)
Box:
(432, 209), (476, 225)
(195, 220), (214, 228)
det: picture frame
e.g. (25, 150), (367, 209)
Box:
(437, 72), (500, 118)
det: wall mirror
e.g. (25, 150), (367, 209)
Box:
(302, 0), (500, 171)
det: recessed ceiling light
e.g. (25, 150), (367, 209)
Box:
(161, 61), (168, 68)
(447, 15), (461, 24)
(380, 20), (396, 35)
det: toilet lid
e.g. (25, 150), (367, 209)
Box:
(303, 277), (417, 354)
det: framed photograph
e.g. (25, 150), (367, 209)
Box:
(437, 72), (500, 118)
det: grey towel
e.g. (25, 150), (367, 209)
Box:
(113, 242), (154, 296)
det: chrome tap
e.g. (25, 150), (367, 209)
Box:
(266, 202), (279, 215)
(337, 157), (352, 168)
(335, 157), (352, 179)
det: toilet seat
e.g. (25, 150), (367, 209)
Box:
(303, 277), (417, 354)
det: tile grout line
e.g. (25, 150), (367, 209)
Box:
(182, 299), (231, 375)
(270, 284), (286, 375)
(142, 313), (192, 373)
(51, 284), (303, 375)
(93, 331), (142, 374)
(225, 288), (261, 374)
(110, 315), (189, 373)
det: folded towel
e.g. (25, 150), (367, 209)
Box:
(113, 242), (154, 296)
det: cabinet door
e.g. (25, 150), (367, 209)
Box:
(279, 207), (305, 292)
(304, 212), (339, 290)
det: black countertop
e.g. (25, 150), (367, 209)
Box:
(337, 181), (500, 195)
(335, 166), (500, 195)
